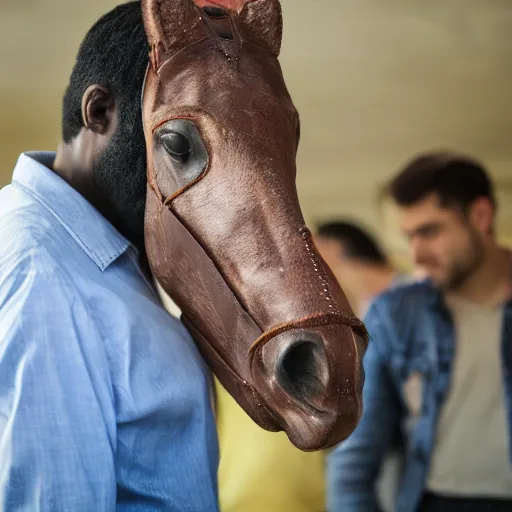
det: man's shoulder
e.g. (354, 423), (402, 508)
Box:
(365, 280), (438, 356)
(0, 184), (86, 313)
(0, 182), (91, 280)
(0, 182), (58, 259)
(0, 228), (76, 315)
(372, 279), (435, 315)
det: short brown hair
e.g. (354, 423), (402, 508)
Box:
(316, 221), (388, 265)
(389, 151), (496, 213)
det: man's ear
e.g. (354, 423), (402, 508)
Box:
(81, 85), (115, 135)
(468, 196), (495, 234)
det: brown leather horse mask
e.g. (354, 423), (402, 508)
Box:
(141, 0), (369, 451)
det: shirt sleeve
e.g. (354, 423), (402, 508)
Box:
(0, 255), (116, 511)
(326, 300), (403, 512)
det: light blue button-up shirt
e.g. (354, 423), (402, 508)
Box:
(0, 152), (219, 511)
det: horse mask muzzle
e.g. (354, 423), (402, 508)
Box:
(141, 0), (369, 451)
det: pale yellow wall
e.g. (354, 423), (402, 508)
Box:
(1, 0), (511, 267)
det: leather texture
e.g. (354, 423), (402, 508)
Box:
(141, 0), (369, 451)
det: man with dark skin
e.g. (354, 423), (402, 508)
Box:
(0, 3), (219, 510)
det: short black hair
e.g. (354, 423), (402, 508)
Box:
(316, 221), (388, 265)
(62, 1), (148, 143)
(389, 151), (496, 213)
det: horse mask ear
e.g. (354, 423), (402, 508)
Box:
(141, 0), (283, 69)
(141, 0), (207, 70)
(238, 0), (283, 57)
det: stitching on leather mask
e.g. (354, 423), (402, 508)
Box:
(300, 226), (342, 315)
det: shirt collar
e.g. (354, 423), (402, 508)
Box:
(12, 151), (134, 271)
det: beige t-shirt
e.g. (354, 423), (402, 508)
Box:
(426, 296), (512, 497)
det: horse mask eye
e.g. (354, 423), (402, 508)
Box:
(141, 0), (368, 452)
(155, 119), (209, 192)
(162, 132), (191, 162)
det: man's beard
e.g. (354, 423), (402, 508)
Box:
(93, 113), (147, 250)
(442, 228), (485, 292)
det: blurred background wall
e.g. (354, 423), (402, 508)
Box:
(1, 0), (511, 270)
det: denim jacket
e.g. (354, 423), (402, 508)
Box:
(327, 279), (512, 512)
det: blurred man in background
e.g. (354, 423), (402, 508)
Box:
(327, 151), (512, 512)
(314, 221), (408, 512)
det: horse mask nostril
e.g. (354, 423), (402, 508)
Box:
(277, 341), (327, 401)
